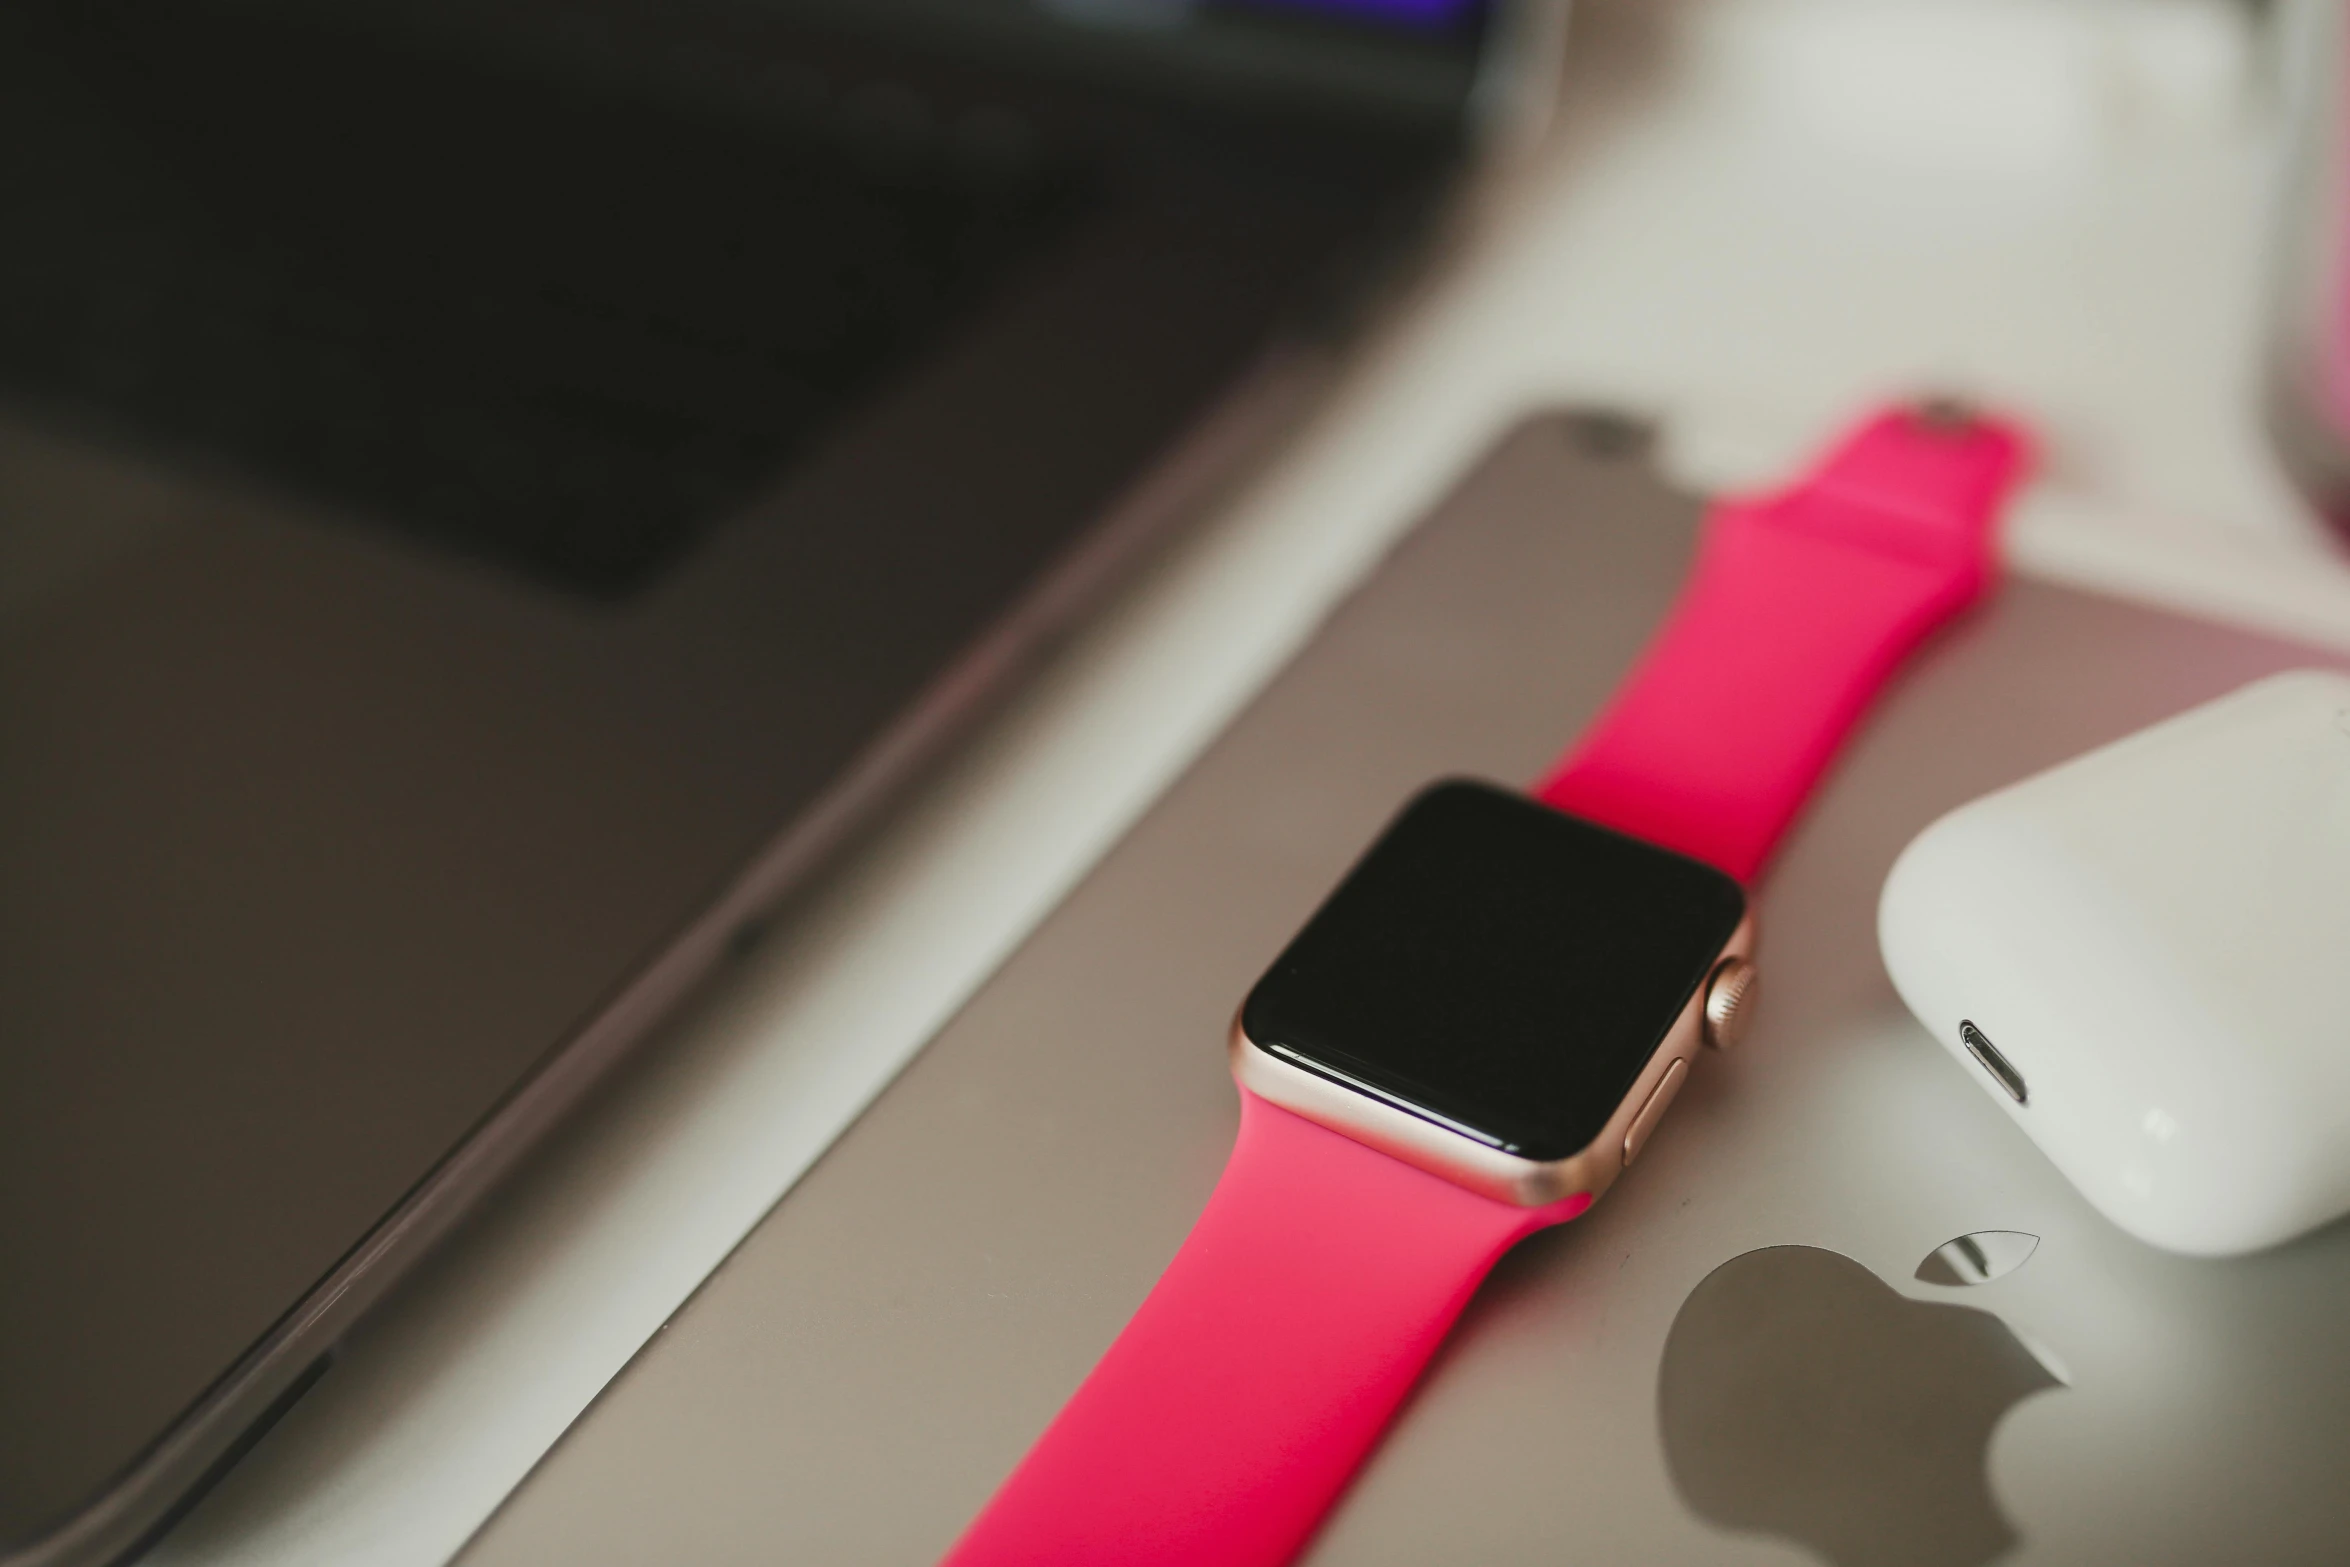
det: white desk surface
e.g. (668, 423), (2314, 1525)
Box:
(152, 1), (2350, 1562)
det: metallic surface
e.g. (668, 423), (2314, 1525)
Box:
(460, 415), (2350, 1567)
(1960, 1020), (2029, 1105)
(1703, 956), (1759, 1051)
(1658, 1245), (2061, 1567)
(1917, 1232), (2042, 1288)
(1621, 1057), (1689, 1169)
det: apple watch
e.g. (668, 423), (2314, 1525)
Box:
(942, 403), (2031, 1567)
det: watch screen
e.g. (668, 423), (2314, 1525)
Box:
(1240, 780), (1745, 1161)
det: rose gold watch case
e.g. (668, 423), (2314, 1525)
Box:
(1230, 912), (1756, 1208)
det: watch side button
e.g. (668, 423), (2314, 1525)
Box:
(1702, 956), (1758, 1050)
(1622, 1056), (1690, 1168)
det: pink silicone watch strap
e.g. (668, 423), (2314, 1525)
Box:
(942, 1092), (1591, 1567)
(941, 405), (2030, 1567)
(1536, 406), (2032, 880)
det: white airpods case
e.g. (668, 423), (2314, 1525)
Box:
(1878, 669), (2350, 1256)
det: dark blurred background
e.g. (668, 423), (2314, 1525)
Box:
(0, 3), (1521, 1560)
(0, 0), (1490, 597)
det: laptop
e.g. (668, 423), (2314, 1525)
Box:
(0, 2), (1524, 1560)
(455, 414), (2350, 1566)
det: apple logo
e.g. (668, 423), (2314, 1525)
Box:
(1656, 1243), (2060, 1567)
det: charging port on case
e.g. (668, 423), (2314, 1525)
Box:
(1959, 1020), (2027, 1105)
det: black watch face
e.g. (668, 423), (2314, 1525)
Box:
(1240, 779), (1745, 1161)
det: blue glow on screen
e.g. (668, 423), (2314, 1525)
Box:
(1236, 0), (1478, 27)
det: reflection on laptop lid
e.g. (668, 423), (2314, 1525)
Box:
(0, 2), (1515, 1560)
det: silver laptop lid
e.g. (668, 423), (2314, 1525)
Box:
(459, 412), (2350, 1567)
